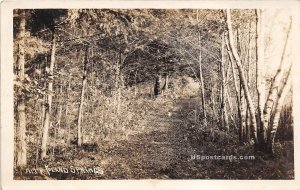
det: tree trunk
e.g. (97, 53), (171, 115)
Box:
(220, 33), (229, 131)
(162, 73), (169, 95)
(116, 51), (124, 115)
(165, 74), (169, 91)
(245, 22), (252, 143)
(16, 10), (27, 167)
(225, 37), (243, 143)
(36, 57), (47, 163)
(65, 78), (71, 145)
(226, 90), (236, 128)
(211, 86), (218, 121)
(245, 107), (251, 142)
(236, 28), (247, 142)
(197, 9), (207, 125)
(154, 75), (161, 97)
(115, 52), (121, 112)
(41, 31), (57, 159)
(262, 18), (292, 142)
(266, 66), (292, 154)
(57, 84), (63, 132)
(117, 74), (123, 115)
(77, 46), (89, 147)
(240, 82), (246, 141)
(40, 57), (47, 134)
(256, 9), (267, 150)
(225, 9), (258, 144)
(53, 84), (63, 150)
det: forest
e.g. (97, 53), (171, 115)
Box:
(13, 9), (294, 179)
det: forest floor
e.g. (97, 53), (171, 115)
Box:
(15, 96), (294, 180)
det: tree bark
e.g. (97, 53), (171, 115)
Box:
(225, 37), (243, 142)
(77, 46), (89, 147)
(245, 21), (252, 143)
(225, 9), (258, 144)
(236, 28), (247, 141)
(197, 9), (207, 126)
(117, 74), (123, 115)
(41, 31), (57, 159)
(240, 82), (246, 141)
(115, 52), (121, 112)
(211, 86), (218, 120)
(65, 78), (71, 145)
(266, 66), (292, 154)
(263, 18), (292, 140)
(116, 51), (124, 115)
(16, 9), (27, 167)
(36, 57), (47, 164)
(57, 84), (63, 132)
(256, 9), (267, 150)
(162, 73), (169, 95)
(154, 75), (161, 97)
(165, 74), (169, 91)
(226, 90), (236, 128)
(53, 84), (63, 150)
(220, 33), (229, 131)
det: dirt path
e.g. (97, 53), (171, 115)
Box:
(16, 97), (294, 180)
(99, 98), (198, 179)
(94, 96), (294, 180)
(16, 97), (201, 180)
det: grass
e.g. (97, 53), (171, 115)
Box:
(14, 91), (294, 180)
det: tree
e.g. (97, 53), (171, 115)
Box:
(35, 9), (68, 159)
(266, 66), (292, 154)
(226, 39), (242, 141)
(220, 32), (229, 131)
(225, 9), (258, 145)
(264, 17), (292, 154)
(197, 9), (207, 126)
(41, 31), (57, 159)
(15, 9), (27, 167)
(12, 9), (295, 179)
(256, 9), (266, 150)
(77, 46), (89, 147)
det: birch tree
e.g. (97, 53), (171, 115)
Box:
(77, 46), (89, 147)
(225, 37), (243, 142)
(15, 9), (27, 167)
(263, 17), (293, 153)
(225, 9), (258, 145)
(256, 9), (266, 150)
(41, 31), (57, 159)
(220, 32), (229, 131)
(197, 9), (207, 126)
(266, 66), (292, 154)
(262, 18), (292, 139)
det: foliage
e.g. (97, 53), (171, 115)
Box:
(13, 9), (294, 179)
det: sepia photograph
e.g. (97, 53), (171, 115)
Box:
(1, 1), (300, 189)
(12, 7), (295, 180)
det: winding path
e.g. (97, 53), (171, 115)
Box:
(99, 98), (198, 179)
